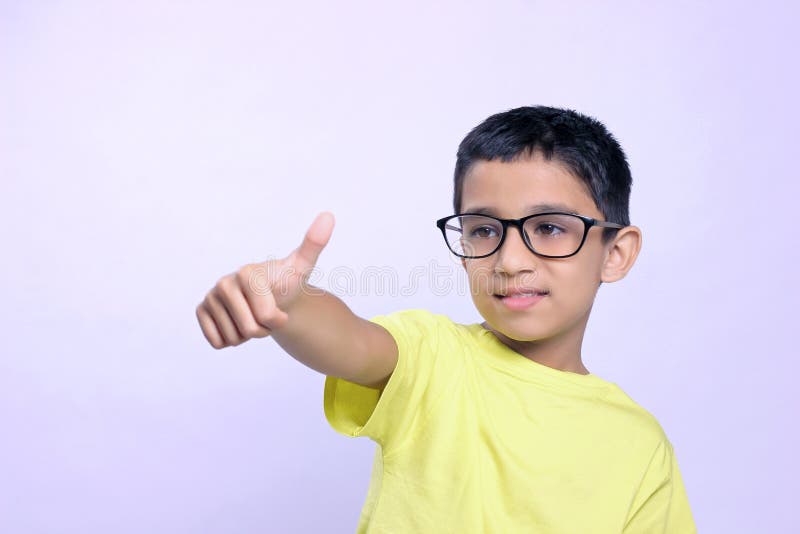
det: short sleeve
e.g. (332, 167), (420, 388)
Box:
(323, 308), (451, 454)
(623, 439), (697, 534)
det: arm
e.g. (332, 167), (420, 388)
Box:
(195, 211), (398, 389)
(623, 439), (697, 533)
(270, 286), (398, 389)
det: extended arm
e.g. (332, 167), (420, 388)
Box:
(196, 212), (397, 389)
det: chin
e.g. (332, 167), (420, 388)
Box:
(478, 309), (554, 342)
(493, 322), (551, 343)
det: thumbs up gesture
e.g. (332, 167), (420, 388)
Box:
(196, 212), (335, 349)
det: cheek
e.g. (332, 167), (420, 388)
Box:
(551, 260), (601, 301)
(465, 262), (495, 293)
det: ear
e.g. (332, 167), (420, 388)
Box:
(600, 226), (642, 283)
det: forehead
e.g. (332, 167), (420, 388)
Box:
(461, 153), (600, 218)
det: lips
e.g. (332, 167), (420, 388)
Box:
(494, 290), (548, 310)
(494, 287), (549, 298)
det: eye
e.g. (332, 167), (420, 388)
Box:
(535, 223), (564, 236)
(470, 225), (499, 238)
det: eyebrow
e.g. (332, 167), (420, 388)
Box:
(462, 203), (579, 216)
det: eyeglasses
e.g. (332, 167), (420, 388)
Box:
(435, 212), (625, 259)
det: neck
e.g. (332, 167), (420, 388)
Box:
(480, 319), (591, 375)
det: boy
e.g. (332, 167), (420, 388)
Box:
(196, 106), (697, 533)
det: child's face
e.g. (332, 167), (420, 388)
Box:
(459, 152), (618, 342)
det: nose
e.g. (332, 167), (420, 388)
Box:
(494, 224), (537, 275)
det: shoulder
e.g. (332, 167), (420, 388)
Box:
(366, 309), (472, 373)
(602, 382), (670, 445)
(367, 308), (462, 339)
(369, 307), (454, 324)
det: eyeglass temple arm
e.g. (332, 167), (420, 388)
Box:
(594, 221), (625, 229)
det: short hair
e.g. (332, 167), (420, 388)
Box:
(453, 105), (632, 244)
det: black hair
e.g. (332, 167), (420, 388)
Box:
(453, 105), (632, 244)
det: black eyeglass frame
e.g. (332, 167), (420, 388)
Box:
(435, 212), (626, 259)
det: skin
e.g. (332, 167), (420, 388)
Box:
(196, 212), (400, 389)
(459, 150), (642, 375)
(196, 151), (642, 390)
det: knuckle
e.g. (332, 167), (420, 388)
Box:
(236, 265), (254, 287)
(204, 298), (221, 317)
(217, 275), (235, 293)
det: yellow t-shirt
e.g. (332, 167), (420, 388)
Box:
(324, 309), (697, 533)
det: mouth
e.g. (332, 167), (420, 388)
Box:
(493, 290), (549, 310)
(493, 290), (549, 298)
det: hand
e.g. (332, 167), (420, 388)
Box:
(196, 212), (335, 349)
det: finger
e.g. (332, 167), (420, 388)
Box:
(239, 270), (290, 331)
(205, 292), (244, 346)
(196, 303), (226, 349)
(292, 211), (335, 274)
(218, 277), (273, 339)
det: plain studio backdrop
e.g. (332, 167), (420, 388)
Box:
(1, 1), (797, 532)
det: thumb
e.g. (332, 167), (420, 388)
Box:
(291, 211), (335, 274)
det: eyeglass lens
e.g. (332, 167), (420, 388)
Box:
(443, 214), (585, 257)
